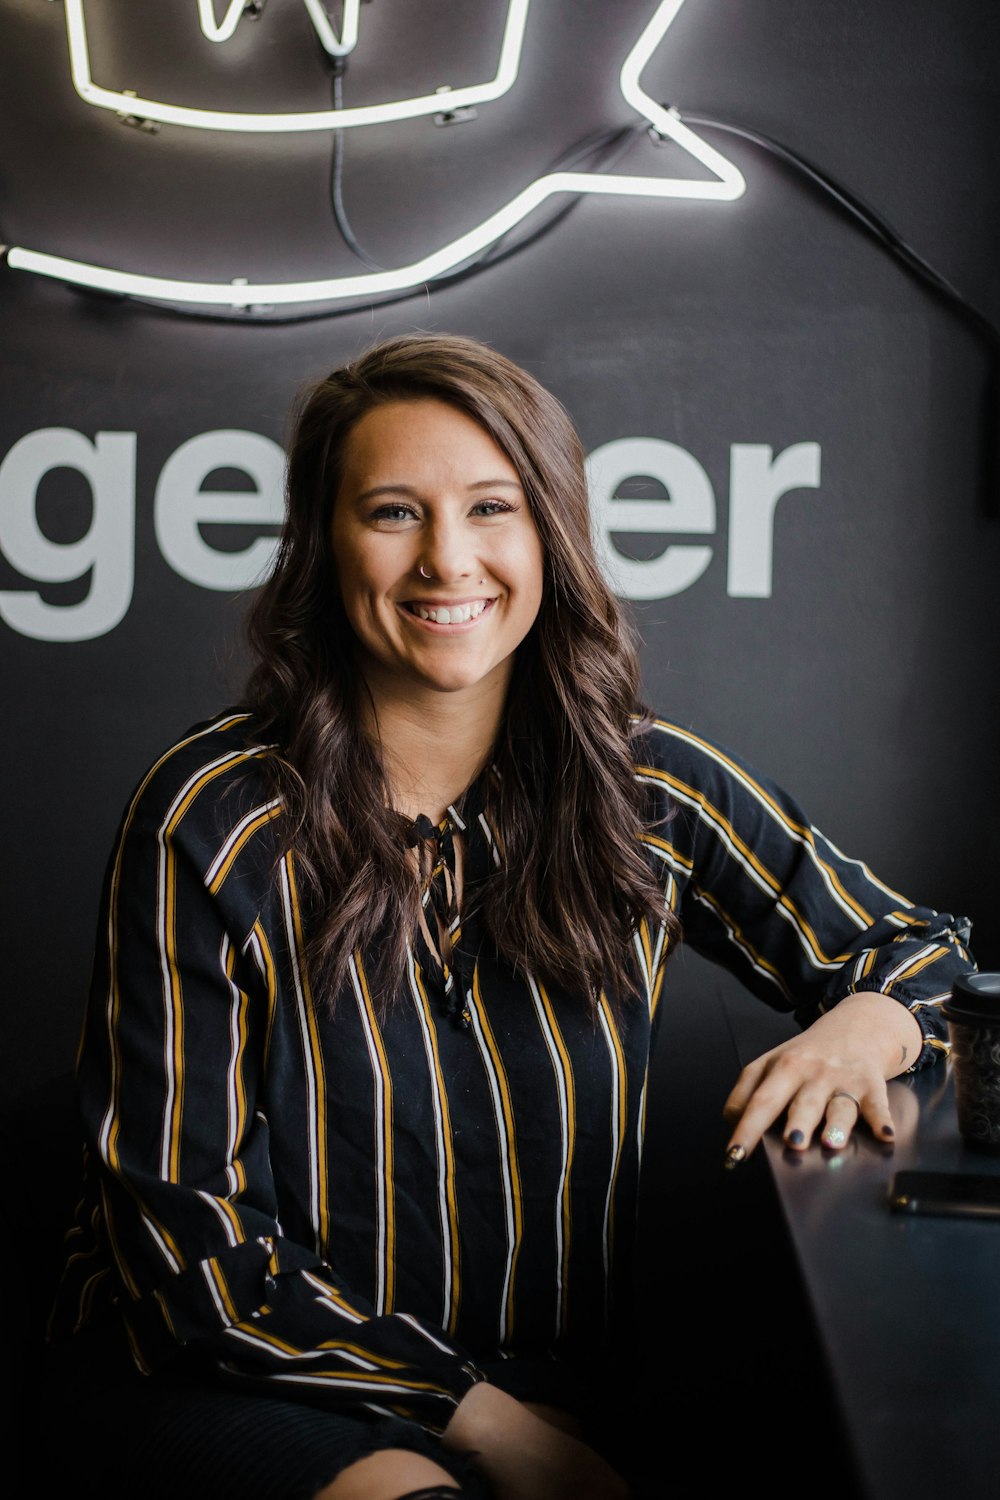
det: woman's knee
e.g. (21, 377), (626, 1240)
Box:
(313, 1446), (462, 1500)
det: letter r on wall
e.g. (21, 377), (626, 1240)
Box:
(727, 442), (821, 598)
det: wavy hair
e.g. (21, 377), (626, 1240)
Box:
(245, 333), (676, 1008)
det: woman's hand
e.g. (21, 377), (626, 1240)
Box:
(723, 990), (925, 1161)
(443, 1382), (628, 1500)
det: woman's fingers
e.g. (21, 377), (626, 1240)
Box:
(857, 1084), (896, 1146)
(817, 1089), (862, 1150)
(723, 996), (913, 1163)
(782, 1083), (859, 1151)
(723, 1053), (806, 1159)
(725, 1054), (895, 1161)
(722, 1055), (768, 1125)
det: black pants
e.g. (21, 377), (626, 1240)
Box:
(40, 1325), (663, 1499)
(41, 1326), (490, 1500)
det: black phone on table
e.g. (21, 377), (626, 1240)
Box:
(888, 1169), (1000, 1219)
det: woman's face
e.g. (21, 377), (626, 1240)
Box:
(330, 398), (545, 701)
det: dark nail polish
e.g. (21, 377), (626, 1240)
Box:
(724, 1144), (747, 1170)
(787, 1129), (805, 1146)
(881, 1124), (895, 1137)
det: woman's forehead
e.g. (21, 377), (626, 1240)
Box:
(338, 399), (522, 492)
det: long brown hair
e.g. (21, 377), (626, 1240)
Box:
(245, 333), (676, 1007)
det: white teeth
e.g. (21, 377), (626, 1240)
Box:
(411, 600), (489, 624)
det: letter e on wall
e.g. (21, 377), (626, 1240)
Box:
(154, 430), (285, 591)
(586, 437), (715, 600)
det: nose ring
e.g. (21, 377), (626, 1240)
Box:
(419, 564), (431, 579)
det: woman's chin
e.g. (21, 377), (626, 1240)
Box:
(414, 666), (504, 698)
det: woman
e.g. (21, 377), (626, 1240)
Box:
(53, 334), (973, 1500)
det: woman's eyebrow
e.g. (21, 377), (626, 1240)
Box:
(354, 478), (523, 504)
(354, 483), (420, 504)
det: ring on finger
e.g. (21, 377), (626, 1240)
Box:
(823, 1091), (860, 1148)
(829, 1089), (861, 1111)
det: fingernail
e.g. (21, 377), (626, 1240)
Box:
(823, 1126), (848, 1149)
(724, 1144), (747, 1170)
(787, 1129), (805, 1147)
(881, 1124), (895, 1137)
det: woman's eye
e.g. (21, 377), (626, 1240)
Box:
(370, 504), (416, 523)
(472, 499), (516, 517)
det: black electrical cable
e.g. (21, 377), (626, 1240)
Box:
(673, 108), (1000, 514)
(329, 60), (384, 271)
(326, 42), (643, 281)
(327, 54), (639, 282)
(108, 121), (646, 324)
(676, 110), (999, 348)
(477, 123), (640, 271)
(60, 96), (1000, 433)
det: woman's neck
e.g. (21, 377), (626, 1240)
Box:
(360, 667), (510, 823)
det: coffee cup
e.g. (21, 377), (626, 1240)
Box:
(941, 974), (1000, 1152)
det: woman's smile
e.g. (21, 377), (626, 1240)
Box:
(330, 398), (544, 699)
(399, 597), (495, 627)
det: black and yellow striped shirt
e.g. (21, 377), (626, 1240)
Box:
(54, 710), (972, 1429)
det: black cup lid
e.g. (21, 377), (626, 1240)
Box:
(943, 972), (1000, 1022)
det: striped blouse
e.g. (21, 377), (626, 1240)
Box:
(53, 710), (973, 1429)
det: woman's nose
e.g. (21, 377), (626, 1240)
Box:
(419, 519), (475, 582)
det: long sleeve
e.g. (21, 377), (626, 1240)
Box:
(635, 719), (974, 1068)
(67, 714), (482, 1429)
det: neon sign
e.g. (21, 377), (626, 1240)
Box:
(4, 1), (746, 310)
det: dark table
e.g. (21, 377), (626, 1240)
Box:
(760, 1062), (1000, 1499)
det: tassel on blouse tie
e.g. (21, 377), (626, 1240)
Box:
(405, 813), (472, 1030)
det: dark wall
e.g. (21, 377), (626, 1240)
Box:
(2, 0), (998, 1101)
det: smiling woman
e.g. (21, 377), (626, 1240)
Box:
(49, 334), (975, 1500)
(330, 399), (544, 713)
(240, 334), (664, 1012)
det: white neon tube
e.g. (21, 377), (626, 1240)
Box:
(6, 163), (744, 309)
(620, 0), (746, 200)
(301, 0), (361, 59)
(197, 1), (248, 45)
(62, 0), (529, 133)
(198, 0), (360, 55)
